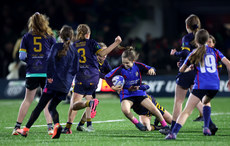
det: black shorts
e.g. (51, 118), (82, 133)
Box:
(192, 89), (218, 101)
(25, 77), (46, 90)
(43, 88), (68, 101)
(176, 71), (196, 89)
(122, 96), (147, 106)
(132, 95), (165, 116)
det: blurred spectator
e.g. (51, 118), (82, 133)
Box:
(1, 0), (230, 77)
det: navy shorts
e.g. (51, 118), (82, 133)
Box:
(176, 70), (196, 89)
(25, 77), (46, 90)
(73, 82), (97, 95)
(192, 89), (218, 101)
(132, 95), (165, 116)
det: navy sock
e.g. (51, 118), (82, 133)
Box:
(172, 123), (182, 134)
(171, 120), (176, 130)
(78, 120), (85, 127)
(203, 106), (211, 128)
(87, 119), (92, 127)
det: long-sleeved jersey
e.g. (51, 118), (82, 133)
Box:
(174, 33), (196, 68)
(45, 43), (79, 93)
(19, 32), (56, 77)
(98, 59), (112, 79)
(105, 62), (155, 102)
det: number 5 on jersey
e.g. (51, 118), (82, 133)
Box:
(78, 48), (87, 63)
(33, 37), (42, 52)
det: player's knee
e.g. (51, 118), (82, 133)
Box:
(121, 108), (130, 115)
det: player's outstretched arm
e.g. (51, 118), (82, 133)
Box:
(98, 36), (122, 57)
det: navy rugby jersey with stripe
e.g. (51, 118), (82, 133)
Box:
(73, 39), (102, 85)
(174, 33), (196, 68)
(19, 32), (56, 77)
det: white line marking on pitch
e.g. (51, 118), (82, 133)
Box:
(211, 112), (230, 116)
(5, 119), (126, 129)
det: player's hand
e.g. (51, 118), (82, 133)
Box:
(128, 86), (139, 91)
(115, 36), (122, 44)
(47, 78), (53, 83)
(184, 64), (194, 72)
(189, 64), (194, 70)
(111, 85), (122, 93)
(147, 68), (156, 75)
(170, 49), (176, 55)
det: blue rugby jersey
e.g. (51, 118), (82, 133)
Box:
(19, 32), (56, 77)
(45, 43), (79, 93)
(98, 59), (112, 79)
(105, 62), (155, 102)
(183, 46), (225, 90)
(174, 33), (196, 68)
(73, 39), (102, 85)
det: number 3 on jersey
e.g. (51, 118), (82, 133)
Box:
(78, 48), (87, 63)
(200, 55), (216, 73)
(33, 37), (42, 52)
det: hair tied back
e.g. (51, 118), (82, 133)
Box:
(192, 24), (199, 29)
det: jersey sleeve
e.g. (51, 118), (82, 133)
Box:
(90, 39), (102, 55)
(104, 60), (112, 73)
(181, 35), (192, 51)
(19, 34), (28, 61)
(135, 62), (154, 74)
(174, 49), (190, 58)
(183, 52), (192, 66)
(214, 48), (226, 61)
(99, 60), (112, 79)
(105, 65), (123, 87)
(47, 44), (58, 78)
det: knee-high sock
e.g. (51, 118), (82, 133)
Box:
(203, 106), (211, 128)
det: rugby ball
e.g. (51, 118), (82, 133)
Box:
(112, 75), (125, 87)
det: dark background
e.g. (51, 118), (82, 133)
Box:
(1, 0), (230, 78)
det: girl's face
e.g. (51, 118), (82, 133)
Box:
(122, 57), (134, 69)
(97, 47), (107, 62)
(207, 38), (215, 48)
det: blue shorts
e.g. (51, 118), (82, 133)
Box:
(176, 70), (196, 89)
(73, 82), (97, 95)
(192, 89), (218, 101)
(132, 95), (165, 116)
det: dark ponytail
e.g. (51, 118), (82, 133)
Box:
(189, 29), (209, 66)
(57, 25), (74, 59)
